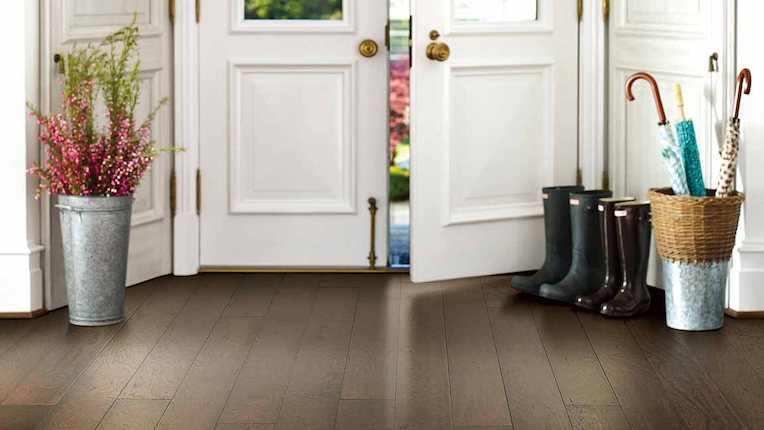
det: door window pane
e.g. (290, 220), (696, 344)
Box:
(454, 0), (537, 23)
(244, 0), (342, 20)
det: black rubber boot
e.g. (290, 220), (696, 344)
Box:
(511, 186), (585, 296)
(601, 201), (652, 317)
(539, 190), (613, 303)
(575, 197), (635, 311)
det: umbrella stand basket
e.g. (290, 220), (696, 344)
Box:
(648, 188), (744, 331)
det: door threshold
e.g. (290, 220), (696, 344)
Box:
(199, 267), (409, 274)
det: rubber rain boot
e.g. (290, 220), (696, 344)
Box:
(539, 189), (613, 303)
(511, 185), (585, 296)
(575, 197), (635, 311)
(601, 201), (652, 317)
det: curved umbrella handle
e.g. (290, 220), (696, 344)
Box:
(625, 72), (667, 125)
(733, 68), (752, 121)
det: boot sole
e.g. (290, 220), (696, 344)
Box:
(600, 302), (650, 318)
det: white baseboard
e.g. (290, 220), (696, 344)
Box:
(0, 244), (44, 313)
(728, 239), (764, 312)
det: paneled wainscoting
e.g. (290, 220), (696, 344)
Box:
(1, 274), (764, 429)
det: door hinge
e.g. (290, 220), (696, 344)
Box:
(408, 15), (413, 68)
(578, 0), (583, 22)
(169, 0), (175, 24)
(576, 168), (583, 186)
(170, 171), (177, 218)
(603, 0), (609, 23)
(196, 0), (201, 23)
(196, 168), (201, 215)
(602, 170), (610, 190)
(385, 19), (391, 51)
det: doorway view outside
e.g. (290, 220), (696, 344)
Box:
(389, 0), (410, 267)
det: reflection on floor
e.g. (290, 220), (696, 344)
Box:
(1, 273), (763, 429)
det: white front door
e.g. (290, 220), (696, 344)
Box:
(608, 0), (727, 287)
(199, 0), (388, 268)
(47, 0), (174, 309)
(410, 0), (579, 282)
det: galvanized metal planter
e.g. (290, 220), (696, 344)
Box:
(663, 260), (729, 331)
(56, 195), (133, 326)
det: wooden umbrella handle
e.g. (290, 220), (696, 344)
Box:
(625, 72), (667, 125)
(733, 68), (752, 121)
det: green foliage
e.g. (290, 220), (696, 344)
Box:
(244, 0), (342, 20)
(390, 166), (410, 202)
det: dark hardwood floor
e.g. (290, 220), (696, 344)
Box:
(1, 273), (763, 430)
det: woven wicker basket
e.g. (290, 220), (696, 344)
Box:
(648, 187), (744, 264)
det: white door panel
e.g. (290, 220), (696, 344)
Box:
(410, 0), (579, 282)
(609, 0), (726, 287)
(47, 0), (174, 309)
(199, 0), (388, 267)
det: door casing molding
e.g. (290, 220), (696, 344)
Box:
(173, 0), (201, 276)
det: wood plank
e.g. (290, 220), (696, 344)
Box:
(453, 427), (512, 430)
(481, 275), (520, 308)
(442, 278), (511, 427)
(219, 276), (320, 424)
(530, 302), (617, 406)
(394, 281), (452, 430)
(0, 318), (40, 358)
(275, 287), (359, 430)
(155, 316), (262, 430)
(336, 400), (395, 430)
(6, 278), (188, 406)
(722, 317), (764, 379)
(576, 312), (687, 430)
(0, 282), (155, 404)
(34, 278), (195, 430)
(677, 326), (764, 429)
(566, 406), (630, 430)
(340, 275), (401, 400)
(321, 274), (390, 287)
(223, 274), (281, 317)
(119, 274), (239, 399)
(0, 405), (50, 430)
(626, 313), (745, 429)
(488, 303), (571, 430)
(216, 425), (275, 430)
(95, 399), (169, 430)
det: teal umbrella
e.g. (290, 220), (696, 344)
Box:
(673, 84), (706, 197)
(626, 73), (689, 196)
(717, 69), (751, 198)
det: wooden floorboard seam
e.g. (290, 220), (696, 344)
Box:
(573, 310), (633, 430)
(439, 282), (459, 428)
(527, 301), (576, 429)
(479, 277), (515, 428)
(114, 279), (201, 403)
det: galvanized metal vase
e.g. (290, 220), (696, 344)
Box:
(56, 195), (133, 326)
(663, 260), (729, 331)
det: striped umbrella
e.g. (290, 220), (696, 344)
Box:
(674, 84), (706, 197)
(717, 69), (751, 198)
(626, 73), (689, 196)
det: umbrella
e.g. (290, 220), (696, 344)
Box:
(716, 69), (751, 198)
(626, 73), (690, 196)
(673, 84), (706, 197)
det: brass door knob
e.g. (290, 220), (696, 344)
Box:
(426, 43), (450, 62)
(359, 40), (379, 58)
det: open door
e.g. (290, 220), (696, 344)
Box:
(46, 0), (174, 309)
(410, 0), (579, 282)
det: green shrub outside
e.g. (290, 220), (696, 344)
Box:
(390, 166), (410, 202)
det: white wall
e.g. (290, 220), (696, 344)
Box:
(0, 0), (44, 314)
(729, 0), (764, 312)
